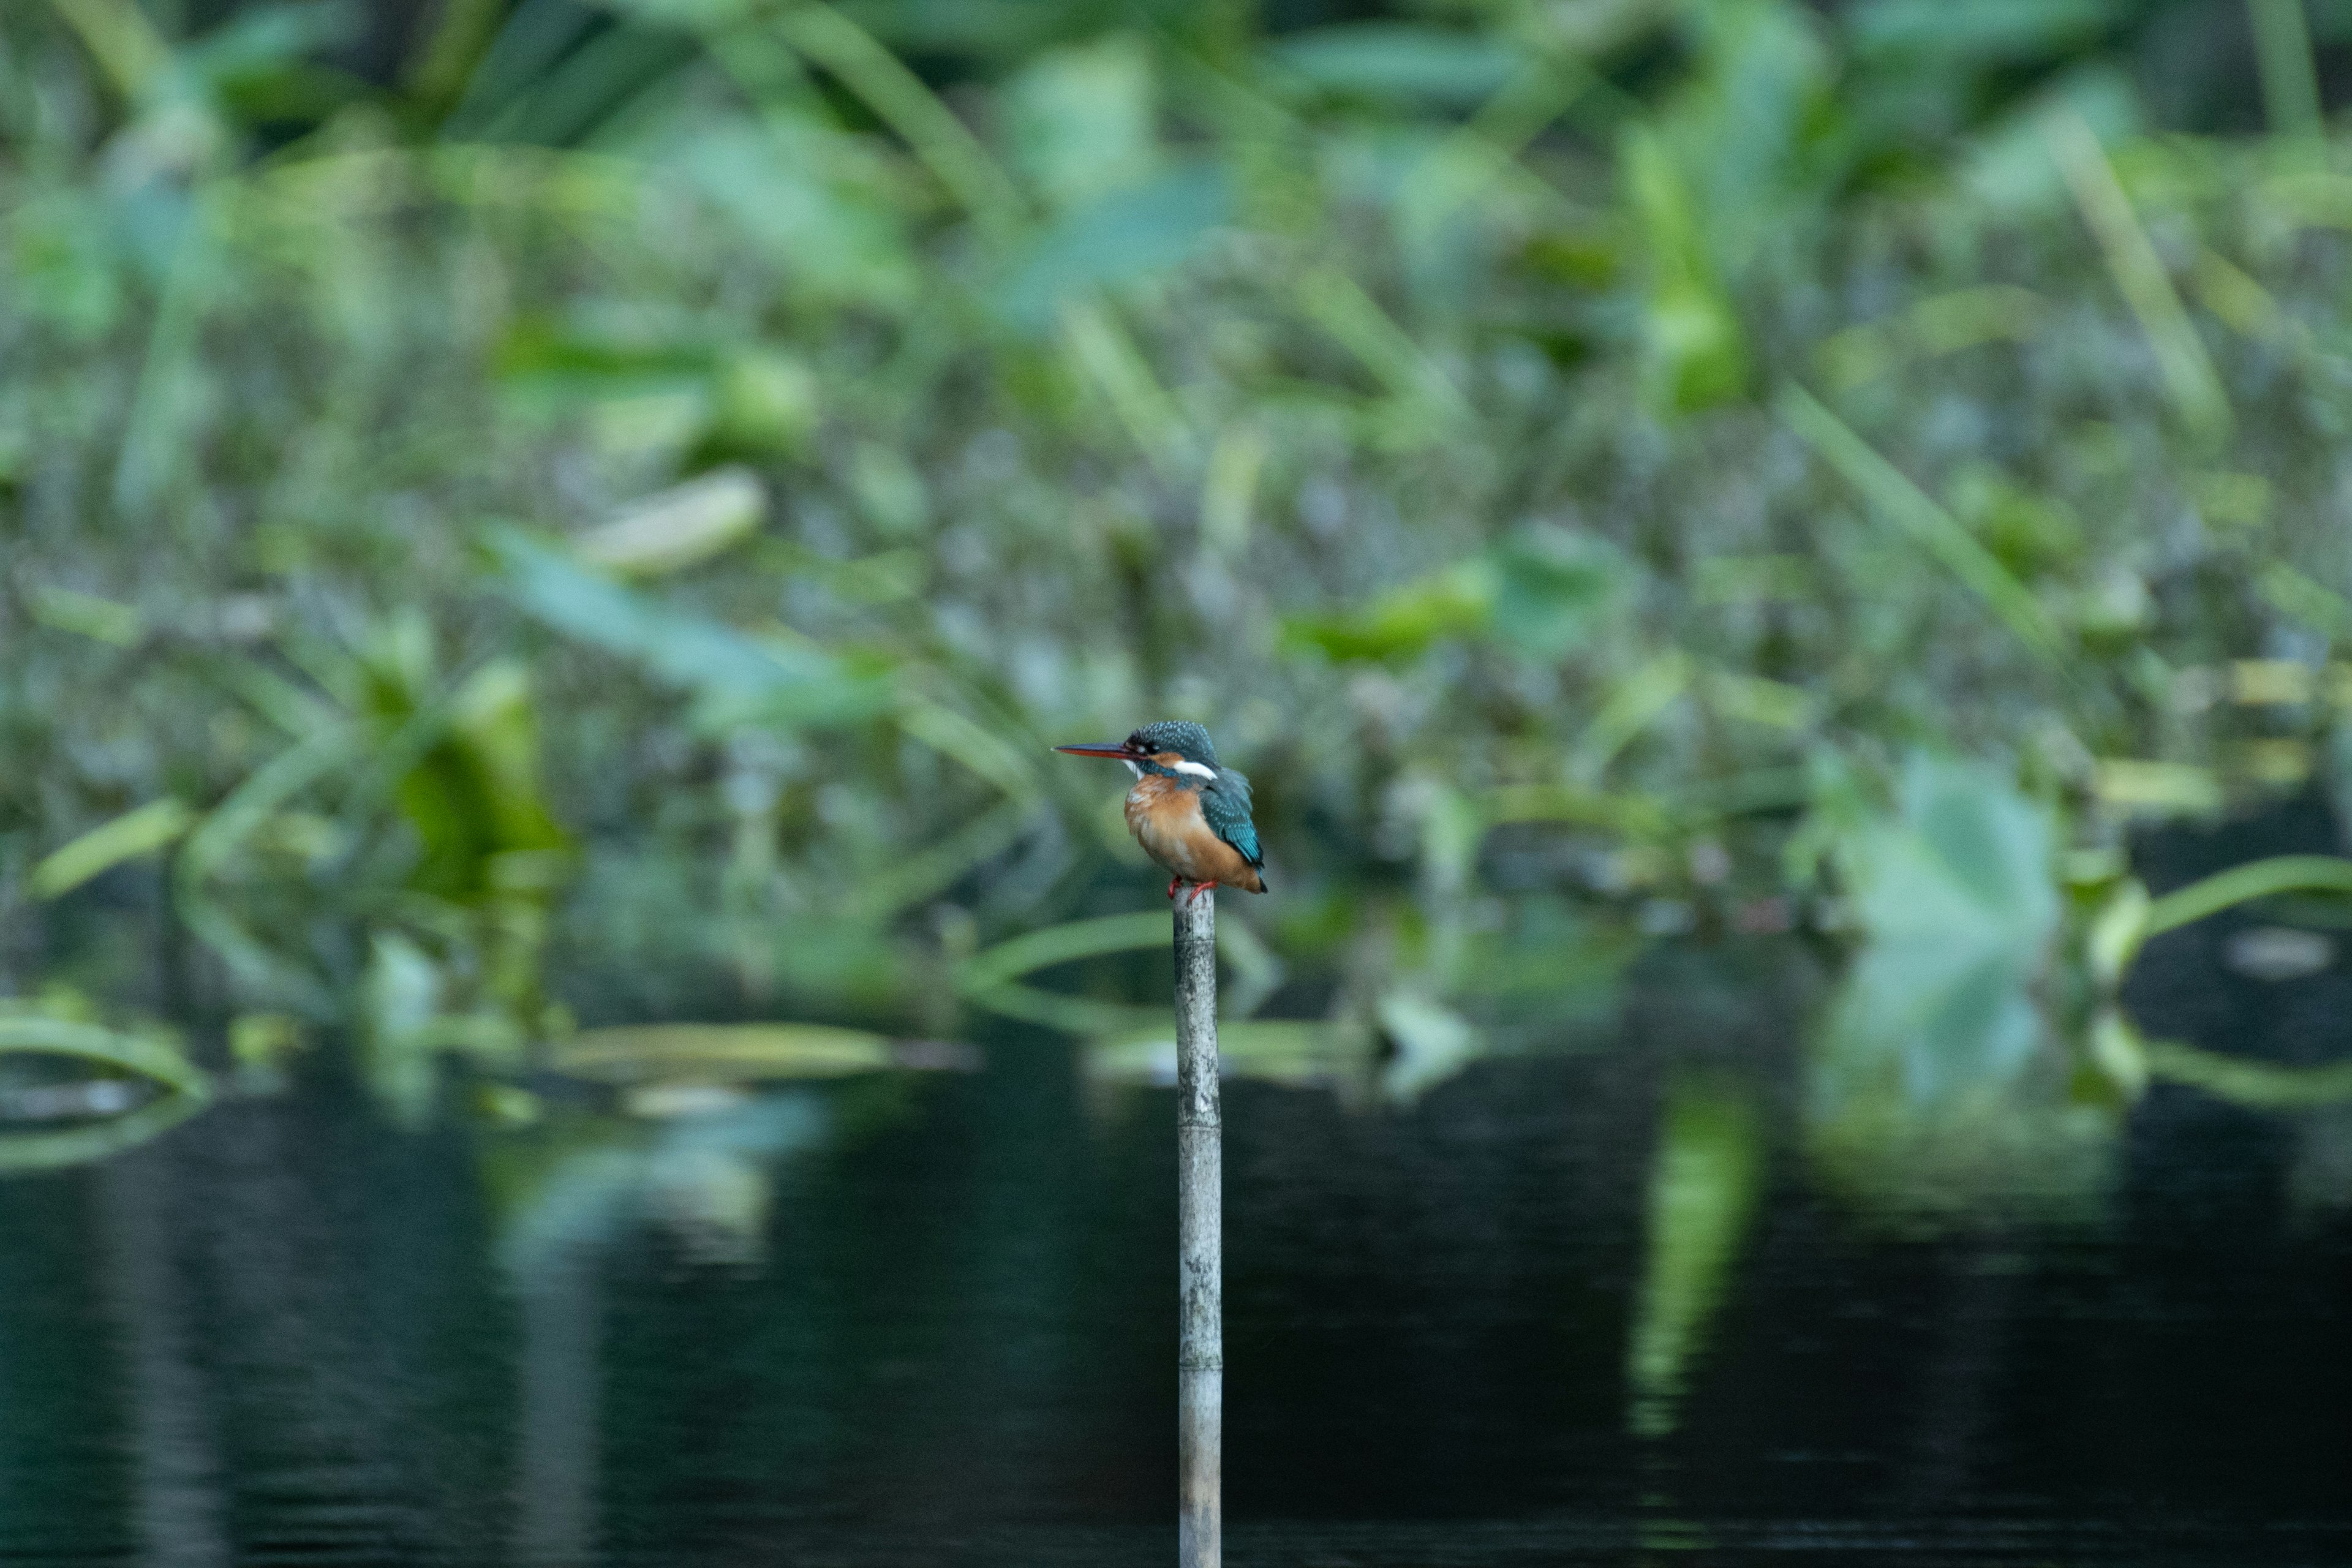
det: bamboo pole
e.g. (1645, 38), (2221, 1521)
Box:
(1173, 887), (1221, 1568)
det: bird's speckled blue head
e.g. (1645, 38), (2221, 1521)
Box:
(1128, 720), (1217, 766)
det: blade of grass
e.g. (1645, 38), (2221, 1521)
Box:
(176, 722), (360, 1016)
(2140, 854), (2352, 938)
(403, 0), (508, 121)
(1482, 782), (1673, 839)
(1396, 56), (1591, 241)
(30, 799), (196, 899)
(959, 910), (1173, 992)
(2143, 1035), (2352, 1108)
(1574, 652), (1693, 783)
(113, 187), (222, 517)
(0, 1015), (211, 1102)
(0, 1094), (211, 1172)
(1779, 384), (2065, 667)
(44, 0), (171, 103)
(899, 699), (1044, 800)
(2248, 0), (2324, 146)
(771, 4), (1024, 240)
(1060, 300), (1193, 472)
(1297, 265), (1470, 420)
(844, 798), (1034, 922)
(2044, 108), (2232, 443)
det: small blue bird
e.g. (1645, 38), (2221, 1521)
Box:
(1055, 721), (1267, 902)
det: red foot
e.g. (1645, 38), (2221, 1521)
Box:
(1185, 880), (1218, 905)
(1167, 876), (1182, 901)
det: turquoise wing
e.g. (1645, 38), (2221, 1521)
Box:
(1202, 769), (1263, 868)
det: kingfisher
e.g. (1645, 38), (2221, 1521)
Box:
(1054, 721), (1267, 902)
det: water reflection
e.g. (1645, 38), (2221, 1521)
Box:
(0, 932), (2346, 1564)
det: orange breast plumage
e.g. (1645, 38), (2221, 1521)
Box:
(1123, 775), (1265, 892)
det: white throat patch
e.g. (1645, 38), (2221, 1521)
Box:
(1122, 759), (1144, 779)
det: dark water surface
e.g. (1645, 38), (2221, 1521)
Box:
(2, 937), (2350, 1567)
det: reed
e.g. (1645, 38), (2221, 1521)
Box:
(1174, 889), (1220, 1568)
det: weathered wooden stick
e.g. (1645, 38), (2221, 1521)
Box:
(1174, 887), (1221, 1568)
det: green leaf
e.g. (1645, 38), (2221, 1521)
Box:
(1268, 24), (1520, 108)
(1003, 161), (1232, 330)
(2141, 855), (2352, 940)
(1485, 526), (1629, 658)
(1824, 752), (2059, 1104)
(1003, 32), (1161, 211)
(959, 911), (1170, 994)
(957, 911), (1276, 1038)
(1849, 0), (2117, 60)
(1625, 127), (1749, 414)
(30, 798), (195, 899)
(0, 1013), (211, 1101)
(1779, 385), (2065, 666)
(1280, 561), (1490, 662)
(28, 583), (142, 646)
(574, 466), (767, 577)
(488, 527), (891, 730)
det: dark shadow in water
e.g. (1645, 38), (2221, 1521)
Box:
(1, 864), (2350, 1564)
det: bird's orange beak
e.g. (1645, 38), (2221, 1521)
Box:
(1052, 742), (1134, 759)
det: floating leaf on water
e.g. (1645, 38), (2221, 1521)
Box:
(0, 1013), (213, 1172)
(1820, 755), (2057, 1099)
(624, 1082), (753, 1119)
(1809, 755), (2120, 1226)
(554, 1023), (899, 1085)
(1085, 1020), (1362, 1090)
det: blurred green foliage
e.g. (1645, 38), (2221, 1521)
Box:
(10, 0), (2352, 1162)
